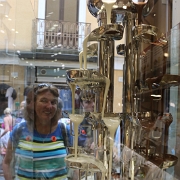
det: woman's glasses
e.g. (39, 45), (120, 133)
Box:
(38, 83), (49, 87)
(37, 83), (49, 88)
(34, 83), (49, 92)
(34, 83), (58, 95)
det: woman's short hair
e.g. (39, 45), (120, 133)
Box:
(79, 91), (95, 103)
(4, 108), (11, 115)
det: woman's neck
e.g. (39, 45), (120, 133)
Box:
(35, 124), (50, 135)
(35, 121), (57, 134)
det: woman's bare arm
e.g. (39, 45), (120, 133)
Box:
(0, 117), (10, 138)
(3, 140), (14, 180)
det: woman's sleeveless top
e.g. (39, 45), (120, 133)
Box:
(10, 122), (67, 180)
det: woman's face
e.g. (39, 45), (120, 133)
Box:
(35, 90), (58, 125)
(81, 100), (94, 112)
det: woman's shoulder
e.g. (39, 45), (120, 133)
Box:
(53, 122), (66, 137)
(54, 122), (62, 133)
(3, 115), (9, 120)
(16, 121), (27, 126)
(11, 121), (31, 139)
(13, 121), (28, 132)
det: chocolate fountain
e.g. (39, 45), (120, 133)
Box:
(65, 0), (178, 179)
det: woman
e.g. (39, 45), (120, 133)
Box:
(1, 108), (14, 156)
(3, 84), (67, 180)
(77, 94), (95, 153)
(80, 99), (94, 113)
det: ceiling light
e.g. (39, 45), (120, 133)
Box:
(113, 4), (118, 8)
(102, 0), (116, 3)
(170, 102), (175, 107)
(151, 94), (161, 98)
(164, 53), (169, 57)
(132, 0), (148, 4)
(123, 5), (127, 9)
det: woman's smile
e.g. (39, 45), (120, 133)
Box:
(35, 91), (58, 124)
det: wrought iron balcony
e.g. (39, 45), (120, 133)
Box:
(32, 18), (91, 54)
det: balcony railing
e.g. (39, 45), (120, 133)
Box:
(32, 18), (91, 53)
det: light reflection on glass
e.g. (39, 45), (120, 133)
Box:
(132, 0), (148, 5)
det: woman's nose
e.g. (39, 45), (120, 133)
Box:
(46, 101), (53, 108)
